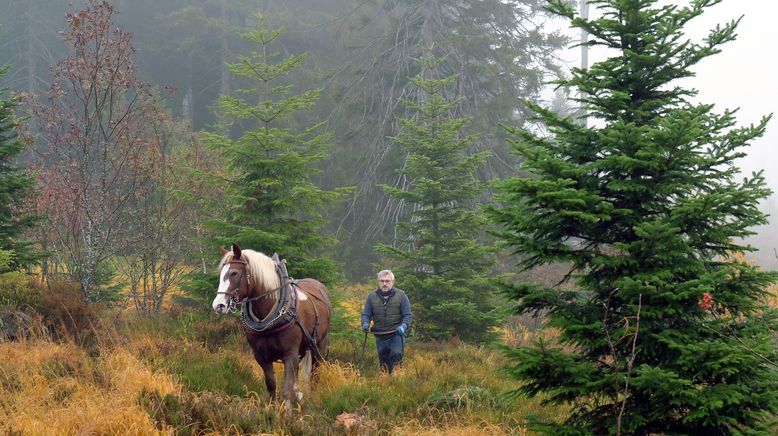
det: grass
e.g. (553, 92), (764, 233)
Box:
(7, 277), (777, 433)
(0, 307), (564, 435)
(2, 262), (776, 433)
(0, 277), (570, 434)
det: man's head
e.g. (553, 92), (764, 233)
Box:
(377, 270), (395, 292)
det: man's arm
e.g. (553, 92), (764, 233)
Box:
(400, 294), (412, 329)
(361, 295), (373, 329)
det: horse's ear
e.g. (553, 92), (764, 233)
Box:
(271, 253), (280, 263)
(220, 246), (228, 256)
(232, 244), (242, 260)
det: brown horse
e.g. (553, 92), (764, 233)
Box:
(212, 244), (331, 408)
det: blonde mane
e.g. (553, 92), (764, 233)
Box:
(219, 249), (281, 299)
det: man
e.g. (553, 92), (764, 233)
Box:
(361, 269), (412, 374)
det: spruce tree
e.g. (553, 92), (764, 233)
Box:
(488, 0), (778, 433)
(378, 55), (500, 343)
(202, 20), (344, 284)
(0, 65), (39, 272)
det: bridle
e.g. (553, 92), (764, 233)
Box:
(216, 258), (279, 313)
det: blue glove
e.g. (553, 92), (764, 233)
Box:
(396, 324), (406, 336)
(362, 322), (370, 332)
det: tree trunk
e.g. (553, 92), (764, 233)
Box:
(220, 0), (231, 97)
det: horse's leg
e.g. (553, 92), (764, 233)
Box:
(282, 354), (300, 410)
(258, 360), (276, 401)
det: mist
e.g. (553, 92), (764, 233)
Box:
(555, 0), (778, 268)
(1, 0), (776, 273)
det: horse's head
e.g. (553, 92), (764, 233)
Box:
(212, 244), (252, 314)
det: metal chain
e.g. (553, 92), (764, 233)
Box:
(240, 293), (297, 333)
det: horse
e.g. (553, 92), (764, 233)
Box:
(211, 244), (332, 408)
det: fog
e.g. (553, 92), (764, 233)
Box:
(2, 0), (775, 273)
(559, 0), (778, 267)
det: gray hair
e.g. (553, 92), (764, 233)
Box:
(377, 270), (395, 280)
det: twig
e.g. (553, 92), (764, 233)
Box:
(603, 289), (642, 436)
(617, 294), (641, 436)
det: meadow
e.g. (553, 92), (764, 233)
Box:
(0, 277), (564, 435)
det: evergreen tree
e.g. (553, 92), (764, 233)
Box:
(202, 19), (345, 284)
(0, 65), (40, 272)
(327, 0), (566, 279)
(488, 0), (778, 433)
(378, 55), (499, 343)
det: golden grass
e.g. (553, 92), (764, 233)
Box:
(0, 321), (566, 435)
(394, 420), (523, 436)
(0, 275), (569, 434)
(311, 360), (363, 394)
(0, 338), (181, 435)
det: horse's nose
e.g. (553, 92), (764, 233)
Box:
(214, 303), (226, 313)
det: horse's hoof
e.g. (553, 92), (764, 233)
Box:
(296, 391), (303, 401)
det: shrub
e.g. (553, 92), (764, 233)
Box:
(0, 271), (39, 310)
(37, 277), (104, 344)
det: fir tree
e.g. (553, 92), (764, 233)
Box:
(202, 19), (345, 284)
(488, 0), (778, 433)
(0, 65), (39, 272)
(378, 55), (500, 343)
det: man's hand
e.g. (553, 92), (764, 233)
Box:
(396, 324), (406, 336)
(362, 322), (370, 332)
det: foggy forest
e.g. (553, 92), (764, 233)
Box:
(1, 0), (777, 434)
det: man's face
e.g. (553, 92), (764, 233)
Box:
(378, 276), (394, 291)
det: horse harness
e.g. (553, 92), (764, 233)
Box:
(226, 254), (326, 362)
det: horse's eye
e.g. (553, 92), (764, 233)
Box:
(230, 271), (237, 277)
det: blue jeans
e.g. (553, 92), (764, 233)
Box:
(375, 333), (404, 373)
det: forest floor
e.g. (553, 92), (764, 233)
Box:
(0, 281), (564, 435)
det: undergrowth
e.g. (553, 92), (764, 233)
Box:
(0, 306), (563, 435)
(0, 277), (572, 434)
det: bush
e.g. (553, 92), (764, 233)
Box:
(37, 277), (104, 344)
(0, 271), (40, 310)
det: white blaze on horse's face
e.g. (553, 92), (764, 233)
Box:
(212, 264), (232, 313)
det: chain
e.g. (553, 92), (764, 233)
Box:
(240, 293), (297, 333)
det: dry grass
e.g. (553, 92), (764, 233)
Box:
(0, 319), (564, 435)
(394, 420), (523, 436)
(0, 337), (180, 435)
(0, 276), (567, 435)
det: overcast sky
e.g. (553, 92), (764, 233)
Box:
(556, 0), (778, 263)
(684, 0), (777, 190)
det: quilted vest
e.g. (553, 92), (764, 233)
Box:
(368, 288), (406, 333)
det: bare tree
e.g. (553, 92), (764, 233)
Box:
(113, 109), (201, 313)
(24, 1), (161, 302)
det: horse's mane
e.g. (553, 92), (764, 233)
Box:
(219, 249), (281, 294)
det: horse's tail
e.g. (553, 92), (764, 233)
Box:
(301, 349), (313, 383)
